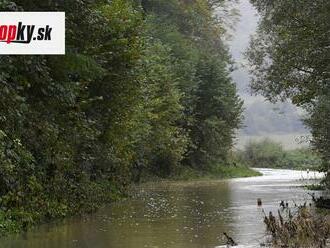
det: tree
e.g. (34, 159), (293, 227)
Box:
(137, 41), (188, 177)
(247, 0), (330, 173)
(142, 0), (243, 169)
(305, 90), (330, 171)
(247, 0), (330, 105)
(189, 54), (243, 168)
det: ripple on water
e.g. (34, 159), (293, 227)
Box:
(0, 168), (325, 248)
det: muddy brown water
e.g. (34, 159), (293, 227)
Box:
(0, 168), (324, 248)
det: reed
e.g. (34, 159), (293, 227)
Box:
(264, 206), (330, 247)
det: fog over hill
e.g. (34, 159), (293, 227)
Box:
(242, 100), (307, 135)
(228, 0), (309, 149)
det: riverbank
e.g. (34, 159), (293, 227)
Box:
(237, 139), (322, 171)
(172, 165), (261, 181)
(0, 164), (259, 237)
(0, 179), (121, 237)
(0, 168), (323, 248)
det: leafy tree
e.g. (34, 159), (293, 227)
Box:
(305, 91), (330, 171)
(142, 0), (243, 169)
(243, 139), (284, 168)
(189, 54), (243, 168)
(247, 0), (330, 105)
(137, 41), (188, 177)
(247, 0), (330, 173)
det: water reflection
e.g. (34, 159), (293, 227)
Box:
(0, 169), (324, 248)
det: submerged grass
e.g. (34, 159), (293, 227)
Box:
(304, 183), (326, 191)
(0, 180), (123, 237)
(170, 164), (261, 181)
(210, 165), (261, 179)
(0, 164), (260, 237)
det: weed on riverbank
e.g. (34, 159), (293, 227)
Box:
(264, 206), (330, 247)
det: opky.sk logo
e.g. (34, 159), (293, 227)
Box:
(0, 22), (52, 44)
(0, 12), (65, 55)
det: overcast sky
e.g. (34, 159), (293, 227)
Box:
(229, 0), (259, 100)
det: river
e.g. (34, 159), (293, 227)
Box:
(0, 168), (325, 248)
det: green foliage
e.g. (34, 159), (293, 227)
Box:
(243, 139), (284, 168)
(305, 91), (330, 171)
(247, 0), (330, 177)
(143, 0), (243, 170)
(0, 211), (20, 236)
(247, 0), (330, 105)
(137, 41), (188, 177)
(189, 54), (243, 168)
(168, 163), (260, 181)
(0, 0), (243, 235)
(241, 139), (321, 169)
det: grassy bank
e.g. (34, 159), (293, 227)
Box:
(0, 164), (259, 237)
(238, 139), (322, 170)
(142, 165), (262, 182)
(164, 164), (261, 181)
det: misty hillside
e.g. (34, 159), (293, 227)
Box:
(241, 100), (308, 135)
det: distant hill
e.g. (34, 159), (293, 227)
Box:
(241, 100), (308, 135)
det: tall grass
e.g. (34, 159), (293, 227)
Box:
(264, 206), (330, 247)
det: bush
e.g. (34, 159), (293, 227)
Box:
(241, 139), (322, 169)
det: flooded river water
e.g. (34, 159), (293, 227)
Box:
(0, 168), (324, 248)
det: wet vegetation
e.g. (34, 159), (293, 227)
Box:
(169, 164), (261, 181)
(264, 206), (330, 248)
(0, 0), (245, 235)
